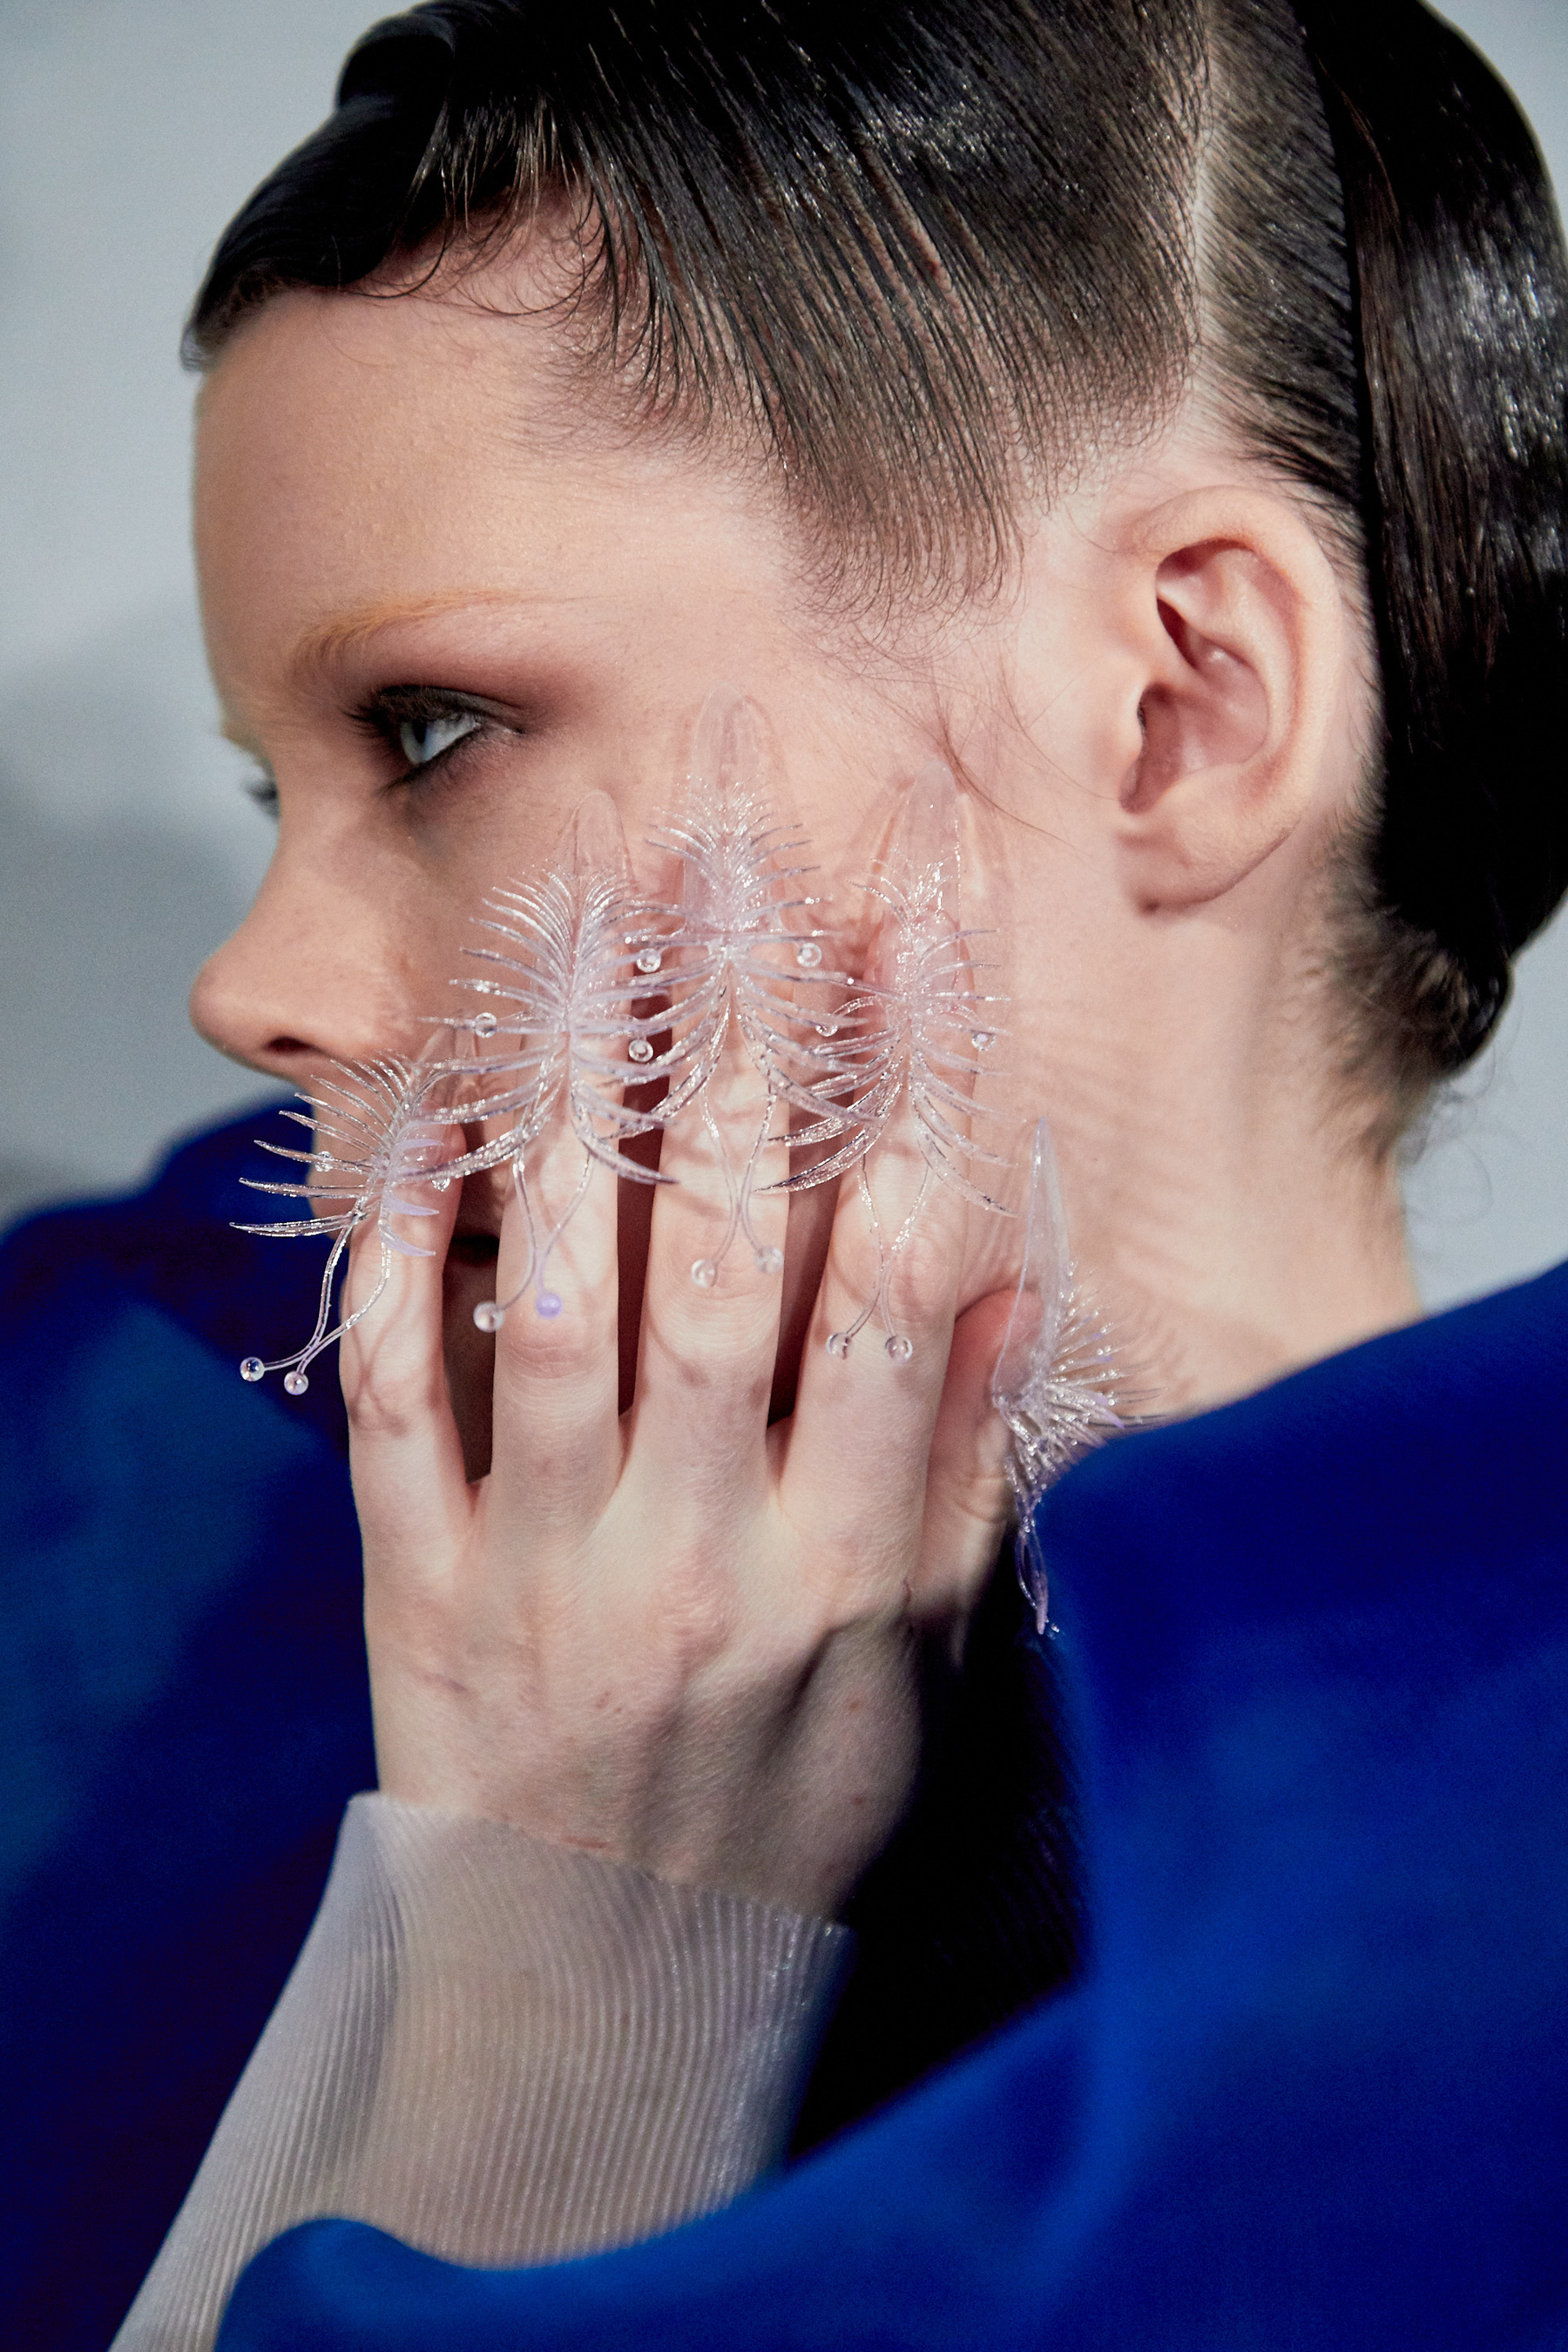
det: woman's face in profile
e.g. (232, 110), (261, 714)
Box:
(189, 240), (1391, 1436)
(190, 278), (903, 1055)
(188, 267), (1101, 1419)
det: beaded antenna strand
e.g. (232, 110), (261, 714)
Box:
(801, 760), (1011, 1362)
(431, 792), (685, 1329)
(233, 1052), (462, 1393)
(228, 692), (1042, 1400)
(647, 684), (866, 1288)
(990, 1118), (1126, 1633)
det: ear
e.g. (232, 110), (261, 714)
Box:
(1115, 488), (1349, 912)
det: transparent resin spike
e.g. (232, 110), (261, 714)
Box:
(233, 1053), (463, 1395)
(990, 1119), (1126, 1634)
(816, 760), (1011, 1362)
(434, 793), (684, 1329)
(649, 684), (864, 1285)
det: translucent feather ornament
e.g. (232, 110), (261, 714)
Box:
(434, 793), (684, 1330)
(233, 1052), (463, 1394)
(645, 684), (866, 1288)
(990, 1119), (1127, 1633)
(808, 760), (1011, 1362)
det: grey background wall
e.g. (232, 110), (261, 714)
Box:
(1, 0), (1565, 1309)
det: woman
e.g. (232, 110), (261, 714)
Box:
(16, 0), (1567, 2343)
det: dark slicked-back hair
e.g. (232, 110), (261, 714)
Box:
(189, 0), (1568, 1132)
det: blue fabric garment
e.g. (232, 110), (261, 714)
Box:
(217, 1255), (1568, 2350)
(0, 1109), (1078, 2349)
(0, 1113), (374, 2352)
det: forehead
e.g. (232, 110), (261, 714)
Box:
(193, 282), (788, 695)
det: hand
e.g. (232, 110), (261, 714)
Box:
(341, 1031), (1015, 1921)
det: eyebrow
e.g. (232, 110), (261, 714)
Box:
(213, 590), (541, 758)
(287, 591), (531, 689)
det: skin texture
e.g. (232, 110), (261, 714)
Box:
(190, 257), (1420, 1916)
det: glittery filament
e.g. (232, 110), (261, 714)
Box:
(821, 1164), (930, 1363)
(227, 694), (1046, 1399)
(233, 1052), (463, 1394)
(435, 793), (678, 1329)
(990, 1119), (1126, 1633)
(650, 684), (863, 1285)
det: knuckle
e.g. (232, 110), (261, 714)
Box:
(497, 1317), (601, 1386)
(646, 1304), (776, 1405)
(344, 1364), (442, 1441)
(889, 1216), (961, 1312)
(652, 1568), (740, 1675)
(490, 1286), (618, 1394)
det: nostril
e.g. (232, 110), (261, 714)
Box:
(267, 1037), (315, 1055)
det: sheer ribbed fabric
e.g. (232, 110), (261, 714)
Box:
(112, 1795), (851, 2352)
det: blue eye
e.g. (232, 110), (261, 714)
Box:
(396, 709), (483, 769)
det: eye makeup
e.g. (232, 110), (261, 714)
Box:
(351, 685), (524, 787)
(230, 679), (533, 821)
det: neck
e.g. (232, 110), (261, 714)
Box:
(1045, 943), (1422, 1423)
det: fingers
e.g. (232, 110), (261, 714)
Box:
(780, 848), (996, 1580)
(626, 1021), (787, 1511)
(483, 1106), (625, 1533)
(780, 1113), (971, 1582)
(342, 1166), (473, 1571)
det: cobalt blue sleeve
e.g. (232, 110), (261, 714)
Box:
(0, 1112), (374, 2352)
(220, 1260), (1568, 2351)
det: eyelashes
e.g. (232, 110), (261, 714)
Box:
(239, 686), (521, 820)
(351, 685), (517, 788)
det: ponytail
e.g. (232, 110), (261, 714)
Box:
(1297, 0), (1568, 1065)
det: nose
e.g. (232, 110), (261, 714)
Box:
(189, 838), (414, 1084)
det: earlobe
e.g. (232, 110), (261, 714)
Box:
(1115, 490), (1347, 913)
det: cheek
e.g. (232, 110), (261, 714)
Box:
(296, 811), (509, 1053)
